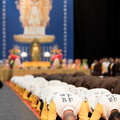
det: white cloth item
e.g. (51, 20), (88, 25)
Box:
(33, 84), (47, 97)
(67, 84), (76, 92)
(48, 80), (63, 86)
(86, 88), (111, 113)
(98, 94), (120, 120)
(16, 76), (26, 87)
(10, 76), (19, 83)
(72, 87), (88, 95)
(53, 92), (83, 118)
(24, 75), (34, 80)
(34, 77), (47, 82)
(41, 85), (69, 104)
(77, 89), (88, 102)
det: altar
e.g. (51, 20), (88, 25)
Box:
(22, 61), (51, 68)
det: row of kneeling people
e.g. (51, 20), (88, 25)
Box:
(32, 72), (120, 94)
(10, 75), (120, 120)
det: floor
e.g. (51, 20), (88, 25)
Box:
(0, 82), (39, 120)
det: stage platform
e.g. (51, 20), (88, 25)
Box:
(0, 68), (90, 81)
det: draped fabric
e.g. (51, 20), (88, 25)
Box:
(74, 0), (120, 66)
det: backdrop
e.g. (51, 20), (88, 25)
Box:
(0, 0), (73, 61)
(74, 0), (120, 66)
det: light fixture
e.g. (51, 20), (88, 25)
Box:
(44, 51), (51, 57)
(21, 52), (28, 58)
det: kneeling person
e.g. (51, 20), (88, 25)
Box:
(48, 92), (89, 120)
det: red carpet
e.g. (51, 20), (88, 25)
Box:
(5, 81), (40, 120)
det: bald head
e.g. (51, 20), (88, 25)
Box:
(109, 110), (120, 120)
(63, 110), (77, 120)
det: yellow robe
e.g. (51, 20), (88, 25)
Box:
(47, 100), (89, 120)
(90, 103), (104, 120)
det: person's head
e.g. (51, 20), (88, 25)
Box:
(108, 110), (120, 120)
(63, 110), (77, 120)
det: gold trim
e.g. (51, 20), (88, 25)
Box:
(13, 34), (55, 43)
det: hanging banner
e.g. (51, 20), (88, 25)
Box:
(0, 0), (73, 61)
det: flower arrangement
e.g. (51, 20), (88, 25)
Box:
(50, 46), (63, 69)
(8, 48), (21, 68)
(51, 53), (63, 61)
(8, 48), (21, 55)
